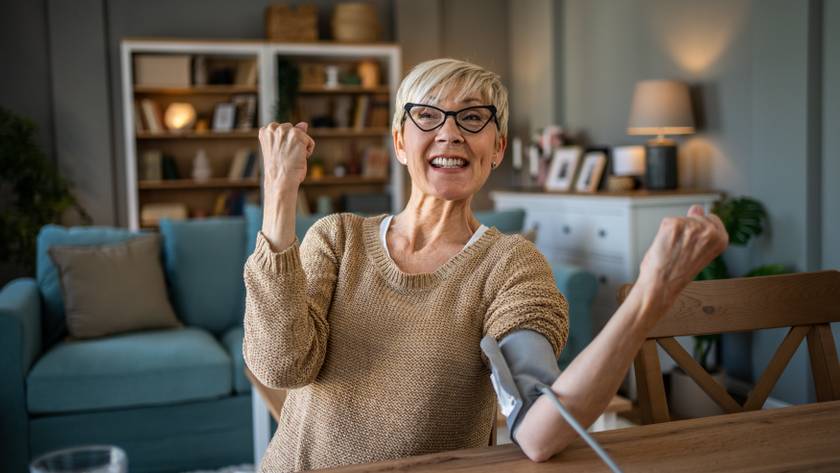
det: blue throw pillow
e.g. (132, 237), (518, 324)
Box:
(36, 225), (143, 348)
(159, 217), (246, 335)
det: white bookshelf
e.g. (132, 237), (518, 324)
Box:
(120, 39), (403, 231)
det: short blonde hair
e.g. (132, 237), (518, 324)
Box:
(392, 58), (509, 139)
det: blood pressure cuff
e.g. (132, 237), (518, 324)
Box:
(481, 330), (562, 444)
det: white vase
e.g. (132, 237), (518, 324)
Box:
(192, 149), (212, 181)
(670, 368), (726, 419)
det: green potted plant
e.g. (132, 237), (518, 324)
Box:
(0, 107), (90, 282)
(670, 196), (787, 418)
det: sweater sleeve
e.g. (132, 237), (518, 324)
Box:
(242, 214), (342, 389)
(482, 239), (569, 360)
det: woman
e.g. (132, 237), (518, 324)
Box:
(244, 58), (727, 472)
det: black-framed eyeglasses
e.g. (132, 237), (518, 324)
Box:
(403, 103), (499, 134)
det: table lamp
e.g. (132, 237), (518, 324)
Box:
(627, 80), (695, 190)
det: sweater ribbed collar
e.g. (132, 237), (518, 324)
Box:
(363, 214), (501, 291)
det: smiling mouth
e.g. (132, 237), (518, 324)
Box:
(429, 156), (470, 169)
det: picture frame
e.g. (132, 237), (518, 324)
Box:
(575, 149), (609, 192)
(545, 146), (583, 191)
(212, 102), (236, 132)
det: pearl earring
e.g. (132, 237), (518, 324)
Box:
(491, 161), (497, 170)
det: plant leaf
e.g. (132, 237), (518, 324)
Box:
(744, 264), (789, 277)
(713, 197), (768, 246)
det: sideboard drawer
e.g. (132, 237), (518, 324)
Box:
(539, 213), (627, 258)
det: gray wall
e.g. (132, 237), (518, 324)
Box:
(560, 0), (838, 404)
(824, 0), (840, 271)
(0, 1), (54, 160)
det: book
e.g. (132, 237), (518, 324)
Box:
(141, 150), (162, 180)
(353, 95), (370, 130)
(141, 203), (188, 227)
(234, 59), (258, 86)
(161, 155), (180, 180)
(232, 94), (257, 130)
(242, 152), (257, 179)
(213, 192), (230, 216)
(368, 94), (390, 128)
(140, 99), (163, 133)
(133, 102), (145, 133)
(228, 148), (250, 179)
(362, 146), (388, 178)
(333, 95), (354, 128)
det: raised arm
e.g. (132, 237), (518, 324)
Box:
(242, 122), (337, 389)
(514, 205), (728, 462)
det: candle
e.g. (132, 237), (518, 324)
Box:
(512, 138), (523, 170)
(528, 145), (540, 177)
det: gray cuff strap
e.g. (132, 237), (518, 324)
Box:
(498, 330), (561, 443)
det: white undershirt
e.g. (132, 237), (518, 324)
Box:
(379, 215), (489, 260)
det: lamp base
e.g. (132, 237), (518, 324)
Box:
(644, 143), (678, 190)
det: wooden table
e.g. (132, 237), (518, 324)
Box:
(317, 401), (840, 472)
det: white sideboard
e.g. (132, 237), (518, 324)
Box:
(491, 190), (721, 338)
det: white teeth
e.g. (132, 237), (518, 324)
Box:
(431, 157), (467, 168)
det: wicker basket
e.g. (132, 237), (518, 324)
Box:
(332, 3), (380, 43)
(265, 4), (318, 42)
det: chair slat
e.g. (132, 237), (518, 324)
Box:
(634, 340), (669, 424)
(627, 271), (840, 338)
(657, 337), (742, 413)
(808, 324), (840, 402)
(743, 326), (810, 411)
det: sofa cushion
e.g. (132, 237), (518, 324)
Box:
(37, 225), (143, 348)
(48, 234), (181, 339)
(244, 204), (325, 255)
(159, 217), (246, 335)
(222, 326), (250, 394)
(27, 327), (232, 414)
(474, 208), (526, 234)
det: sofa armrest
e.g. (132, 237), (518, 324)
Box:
(1, 278), (42, 373)
(0, 277), (41, 471)
(551, 265), (597, 368)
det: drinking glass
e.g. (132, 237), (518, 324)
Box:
(30, 445), (127, 473)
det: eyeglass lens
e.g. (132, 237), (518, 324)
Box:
(408, 105), (494, 133)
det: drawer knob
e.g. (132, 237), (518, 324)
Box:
(562, 225), (571, 234)
(598, 229), (607, 238)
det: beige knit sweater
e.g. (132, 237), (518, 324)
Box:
(243, 213), (568, 472)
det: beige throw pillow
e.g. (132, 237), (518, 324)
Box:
(48, 234), (182, 339)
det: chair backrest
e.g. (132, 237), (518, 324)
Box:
(618, 270), (840, 424)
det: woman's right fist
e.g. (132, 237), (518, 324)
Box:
(258, 122), (315, 192)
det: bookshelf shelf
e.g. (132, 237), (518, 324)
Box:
(138, 179), (260, 190)
(302, 176), (388, 186)
(134, 85), (259, 95)
(136, 131), (259, 140)
(308, 127), (390, 138)
(298, 85), (390, 94)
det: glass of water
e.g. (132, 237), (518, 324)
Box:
(30, 445), (127, 473)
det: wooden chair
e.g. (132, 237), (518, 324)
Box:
(618, 270), (840, 424)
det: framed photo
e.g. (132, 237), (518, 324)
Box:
(545, 146), (582, 191)
(212, 102), (236, 132)
(575, 150), (609, 192)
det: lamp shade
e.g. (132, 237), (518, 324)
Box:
(627, 80), (695, 136)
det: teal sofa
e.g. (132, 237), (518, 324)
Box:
(0, 207), (595, 472)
